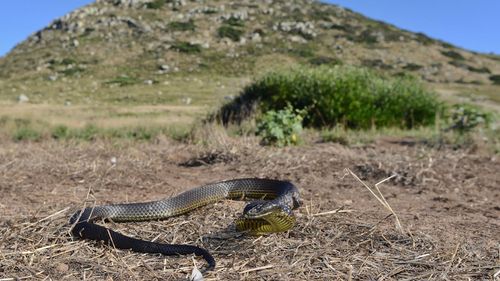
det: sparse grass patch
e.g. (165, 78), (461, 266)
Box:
(74, 124), (100, 141)
(13, 126), (42, 142)
(320, 126), (439, 146)
(51, 125), (70, 139)
(5, 122), (193, 142)
(105, 75), (141, 86)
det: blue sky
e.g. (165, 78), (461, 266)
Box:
(0, 1), (499, 57)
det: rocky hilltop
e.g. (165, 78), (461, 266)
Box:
(1, 0), (499, 85)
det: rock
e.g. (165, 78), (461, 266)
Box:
(55, 263), (69, 273)
(289, 35), (306, 43)
(17, 94), (29, 103)
(251, 32), (261, 42)
(144, 79), (153, 85)
(274, 21), (317, 39)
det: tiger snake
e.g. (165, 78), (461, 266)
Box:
(69, 178), (301, 271)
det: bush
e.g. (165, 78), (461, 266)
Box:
(441, 50), (465, 60)
(447, 104), (492, 134)
(217, 26), (244, 42)
(223, 17), (245, 27)
(145, 0), (165, 9)
(256, 105), (304, 147)
(220, 66), (443, 129)
(489, 74), (500, 85)
(58, 67), (85, 76)
(171, 41), (201, 53)
(168, 20), (195, 31)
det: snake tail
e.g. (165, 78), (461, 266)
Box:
(71, 220), (216, 271)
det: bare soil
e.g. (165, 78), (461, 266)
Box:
(0, 138), (498, 280)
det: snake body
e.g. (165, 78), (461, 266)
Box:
(70, 178), (301, 271)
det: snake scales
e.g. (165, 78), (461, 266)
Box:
(69, 178), (301, 271)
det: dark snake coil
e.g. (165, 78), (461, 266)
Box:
(69, 178), (301, 271)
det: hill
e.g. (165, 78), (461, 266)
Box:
(0, 0), (498, 138)
(1, 0), (500, 84)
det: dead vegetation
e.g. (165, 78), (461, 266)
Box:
(0, 139), (498, 280)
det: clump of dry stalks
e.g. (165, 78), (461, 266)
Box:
(343, 167), (404, 234)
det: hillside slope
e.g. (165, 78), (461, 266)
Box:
(1, 0), (499, 85)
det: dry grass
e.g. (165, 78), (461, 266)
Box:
(0, 140), (498, 280)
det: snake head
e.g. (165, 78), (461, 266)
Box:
(237, 201), (296, 234)
(242, 200), (293, 219)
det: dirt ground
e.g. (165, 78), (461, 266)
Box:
(0, 137), (498, 280)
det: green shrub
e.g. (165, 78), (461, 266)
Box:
(59, 67), (85, 76)
(467, 65), (490, 74)
(256, 105), (304, 147)
(221, 66), (443, 129)
(223, 17), (245, 27)
(447, 104), (492, 134)
(441, 50), (465, 60)
(52, 125), (69, 139)
(109, 127), (155, 140)
(217, 26), (244, 42)
(168, 20), (195, 31)
(171, 41), (202, 53)
(403, 63), (423, 71)
(75, 124), (99, 141)
(13, 127), (41, 141)
(60, 58), (78, 65)
(415, 32), (434, 45)
(489, 74), (500, 85)
(145, 0), (165, 9)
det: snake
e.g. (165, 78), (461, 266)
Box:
(69, 178), (301, 271)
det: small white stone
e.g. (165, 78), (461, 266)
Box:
(17, 94), (29, 103)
